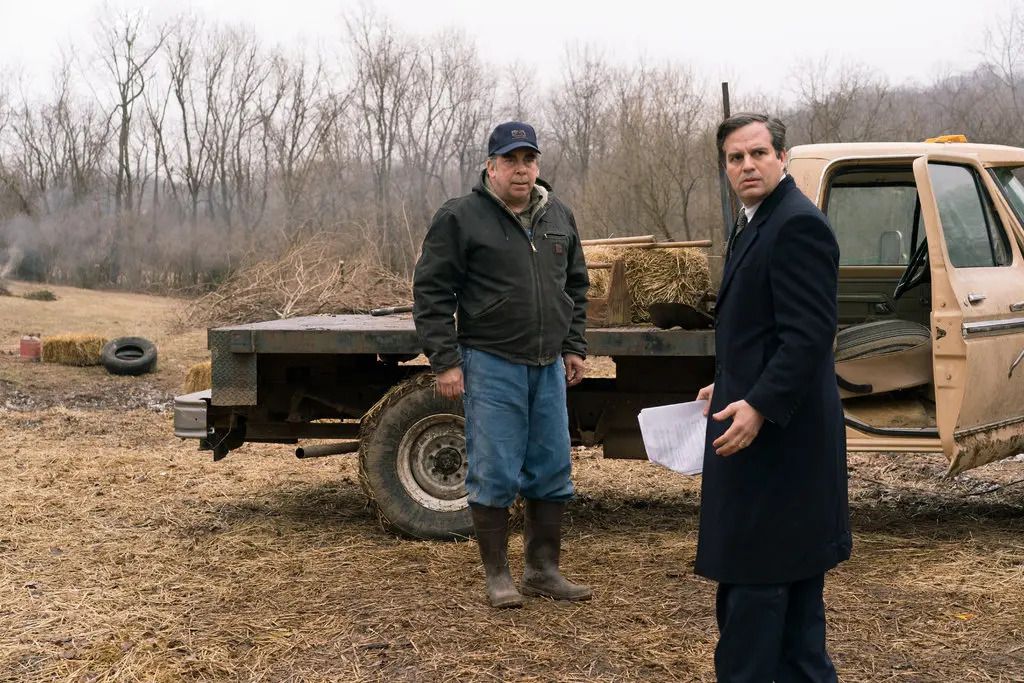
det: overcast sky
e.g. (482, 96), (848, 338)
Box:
(0, 0), (1017, 100)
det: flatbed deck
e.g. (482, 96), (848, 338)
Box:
(209, 314), (715, 357)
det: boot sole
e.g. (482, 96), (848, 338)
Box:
(520, 585), (592, 601)
(489, 596), (524, 608)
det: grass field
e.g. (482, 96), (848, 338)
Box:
(1, 281), (1022, 682)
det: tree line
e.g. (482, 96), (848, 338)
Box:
(2, 5), (1024, 290)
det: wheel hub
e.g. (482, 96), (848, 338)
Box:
(396, 414), (468, 512)
(431, 447), (462, 477)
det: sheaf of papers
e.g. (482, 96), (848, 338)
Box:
(638, 400), (707, 475)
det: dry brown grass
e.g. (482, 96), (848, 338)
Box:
(1, 283), (1023, 682)
(40, 333), (107, 366)
(184, 234), (413, 327)
(183, 360), (211, 393)
(0, 279), (207, 406)
(1, 406), (1022, 682)
(585, 246), (712, 323)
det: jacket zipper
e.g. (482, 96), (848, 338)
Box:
(488, 191), (551, 364)
(530, 204), (550, 363)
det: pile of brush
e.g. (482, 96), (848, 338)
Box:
(583, 235), (713, 324)
(184, 233), (412, 327)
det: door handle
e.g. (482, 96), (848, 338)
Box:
(1011, 348), (1024, 379)
(1011, 301), (1024, 312)
(967, 292), (986, 305)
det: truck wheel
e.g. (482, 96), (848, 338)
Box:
(359, 373), (472, 540)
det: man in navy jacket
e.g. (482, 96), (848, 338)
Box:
(414, 122), (591, 609)
(695, 113), (852, 682)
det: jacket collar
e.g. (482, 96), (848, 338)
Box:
(717, 175), (796, 306)
(473, 172), (553, 236)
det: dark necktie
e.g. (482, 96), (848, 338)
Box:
(726, 211), (748, 260)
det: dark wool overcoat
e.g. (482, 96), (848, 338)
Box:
(695, 175), (852, 585)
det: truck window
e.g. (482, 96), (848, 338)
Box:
(989, 165), (1024, 243)
(929, 163), (1011, 268)
(824, 168), (921, 266)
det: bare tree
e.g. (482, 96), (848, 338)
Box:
(979, 7), (1024, 145)
(788, 57), (895, 143)
(164, 17), (211, 226)
(584, 63), (711, 241)
(267, 51), (343, 231)
(0, 72), (30, 217)
(347, 7), (418, 270)
(232, 39), (278, 238)
(399, 29), (491, 234)
(96, 10), (167, 213)
(53, 63), (111, 204)
(449, 70), (493, 198)
(500, 61), (539, 123)
(15, 2), (1024, 295)
(216, 27), (274, 234)
(1, 102), (34, 217)
(646, 65), (710, 239)
(548, 45), (612, 188)
(9, 87), (58, 214)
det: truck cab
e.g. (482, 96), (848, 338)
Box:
(789, 140), (1024, 474)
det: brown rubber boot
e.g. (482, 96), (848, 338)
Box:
(470, 504), (523, 608)
(521, 499), (592, 601)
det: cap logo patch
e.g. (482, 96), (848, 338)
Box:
(511, 129), (527, 139)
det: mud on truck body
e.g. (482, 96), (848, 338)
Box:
(175, 140), (1024, 540)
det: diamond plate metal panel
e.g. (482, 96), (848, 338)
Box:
(209, 330), (257, 406)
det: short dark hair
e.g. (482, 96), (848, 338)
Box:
(716, 113), (786, 162)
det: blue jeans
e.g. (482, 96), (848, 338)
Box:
(461, 346), (574, 508)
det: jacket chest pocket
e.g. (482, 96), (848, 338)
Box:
(541, 231), (569, 268)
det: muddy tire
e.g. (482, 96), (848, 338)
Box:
(359, 374), (472, 540)
(101, 337), (158, 376)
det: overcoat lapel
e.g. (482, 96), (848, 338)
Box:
(716, 175), (796, 307)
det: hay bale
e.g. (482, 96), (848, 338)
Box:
(184, 360), (212, 393)
(40, 334), (108, 366)
(584, 246), (712, 323)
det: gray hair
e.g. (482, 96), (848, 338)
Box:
(716, 113), (786, 163)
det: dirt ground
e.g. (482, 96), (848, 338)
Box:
(1, 282), (1022, 682)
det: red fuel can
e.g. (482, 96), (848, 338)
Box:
(19, 336), (41, 361)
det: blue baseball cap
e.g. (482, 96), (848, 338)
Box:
(487, 121), (541, 156)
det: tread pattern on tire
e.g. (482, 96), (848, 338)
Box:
(358, 373), (472, 540)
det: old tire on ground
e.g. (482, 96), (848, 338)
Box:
(359, 373), (472, 540)
(101, 336), (158, 376)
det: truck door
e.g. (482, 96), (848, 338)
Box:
(913, 155), (1024, 474)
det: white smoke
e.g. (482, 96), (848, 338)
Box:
(0, 244), (22, 278)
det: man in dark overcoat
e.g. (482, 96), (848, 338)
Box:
(694, 113), (852, 682)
